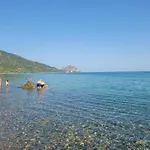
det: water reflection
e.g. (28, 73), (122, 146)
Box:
(5, 86), (9, 92)
(37, 88), (46, 96)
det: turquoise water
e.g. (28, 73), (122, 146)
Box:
(0, 72), (150, 149)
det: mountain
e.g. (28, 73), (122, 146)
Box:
(61, 65), (80, 72)
(0, 50), (59, 73)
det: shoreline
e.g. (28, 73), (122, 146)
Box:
(0, 71), (150, 75)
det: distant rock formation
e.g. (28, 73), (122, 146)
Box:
(61, 65), (80, 73)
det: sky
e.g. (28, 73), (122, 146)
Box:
(0, 0), (150, 72)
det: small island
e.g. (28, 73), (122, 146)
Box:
(61, 65), (80, 73)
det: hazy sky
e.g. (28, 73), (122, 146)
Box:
(0, 0), (150, 71)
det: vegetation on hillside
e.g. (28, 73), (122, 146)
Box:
(0, 50), (59, 73)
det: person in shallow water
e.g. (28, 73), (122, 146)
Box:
(37, 79), (45, 88)
(6, 80), (9, 86)
(0, 77), (2, 87)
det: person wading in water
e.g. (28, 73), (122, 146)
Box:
(37, 79), (45, 88)
(0, 77), (2, 87)
(6, 80), (9, 86)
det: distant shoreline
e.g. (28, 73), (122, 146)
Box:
(0, 71), (150, 75)
(0, 72), (61, 75)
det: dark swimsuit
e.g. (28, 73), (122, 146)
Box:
(37, 83), (44, 88)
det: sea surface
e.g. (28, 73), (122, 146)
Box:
(0, 72), (150, 150)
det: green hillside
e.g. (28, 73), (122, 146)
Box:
(0, 50), (59, 73)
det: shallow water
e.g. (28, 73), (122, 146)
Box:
(0, 72), (150, 149)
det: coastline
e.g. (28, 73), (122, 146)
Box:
(1, 71), (150, 75)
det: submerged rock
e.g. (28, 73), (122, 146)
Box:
(21, 81), (36, 90)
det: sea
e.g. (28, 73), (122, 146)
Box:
(0, 72), (150, 150)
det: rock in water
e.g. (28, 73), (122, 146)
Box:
(21, 81), (36, 90)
